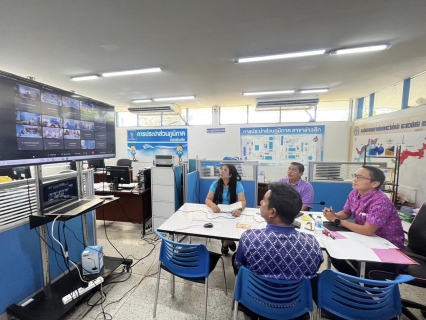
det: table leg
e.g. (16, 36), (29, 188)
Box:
(359, 262), (366, 278)
(170, 233), (175, 296)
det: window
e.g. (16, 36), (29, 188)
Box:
(220, 106), (248, 124)
(280, 109), (313, 122)
(162, 115), (186, 126)
(374, 82), (403, 116)
(316, 101), (349, 121)
(138, 115), (161, 126)
(188, 108), (213, 125)
(248, 106), (280, 123)
(408, 72), (426, 108)
(116, 112), (137, 127)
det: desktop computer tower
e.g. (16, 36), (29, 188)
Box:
(138, 168), (151, 190)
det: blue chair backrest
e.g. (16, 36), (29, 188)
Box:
(234, 266), (313, 319)
(317, 269), (414, 320)
(156, 232), (210, 279)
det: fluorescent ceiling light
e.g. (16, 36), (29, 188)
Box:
(102, 67), (162, 77)
(69, 75), (100, 81)
(300, 89), (329, 94)
(330, 44), (390, 55)
(236, 49), (325, 63)
(153, 96), (195, 102)
(243, 90), (295, 96)
(132, 99), (152, 103)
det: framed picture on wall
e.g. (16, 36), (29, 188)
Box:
(379, 167), (394, 184)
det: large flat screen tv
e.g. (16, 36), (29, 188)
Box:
(0, 70), (116, 167)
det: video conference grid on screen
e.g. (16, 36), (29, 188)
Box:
(0, 70), (116, 167)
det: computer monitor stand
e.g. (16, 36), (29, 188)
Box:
(111, 177), (119, 191)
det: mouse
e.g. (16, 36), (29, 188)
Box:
(203, 223), (214, 228)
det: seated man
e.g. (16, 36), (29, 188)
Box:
(278, 162), (314, 211)
(323, 165), (405, 276)
(233, 182), (323, 319)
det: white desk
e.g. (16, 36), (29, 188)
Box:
(158, 204), (417, 278)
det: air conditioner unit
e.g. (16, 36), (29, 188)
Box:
(128, 104), (180, 114)
(256, 95), (319, 110)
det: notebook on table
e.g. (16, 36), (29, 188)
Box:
(42, 177), (104, 217)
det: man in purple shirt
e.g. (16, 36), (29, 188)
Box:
(278, 162), (314, 211)
(323, 165), (405, 276)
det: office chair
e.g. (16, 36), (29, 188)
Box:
(369, 201), (426, 319)
(116, 158), (132, 167)
(317, 269), (413, 320)
(153, 232), (227, 320)
(233, 266), (313, 320)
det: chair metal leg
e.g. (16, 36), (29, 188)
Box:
(204, 277), (209, 320)
(171, 273), (175, 297)
(220, 256), (227, 295)
(153, 264), (162, 318)
(233, 301), (238, 320)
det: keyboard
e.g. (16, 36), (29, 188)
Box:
(44, 197), (104, 217)
(292, 220), (301, 229)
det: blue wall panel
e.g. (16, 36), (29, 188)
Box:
(311, 182), (353, 212)
(199, 179), (256, 208)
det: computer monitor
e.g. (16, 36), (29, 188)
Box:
(87, 159), (105, 171)
(106, 166), (131, 190)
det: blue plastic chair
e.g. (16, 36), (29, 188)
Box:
(317, 269), (414, 320)
(153, 232), (227, 320)
(233, 266), (313, 320)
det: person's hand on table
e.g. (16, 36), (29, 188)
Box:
(211, 205), (221, 213)
(231, 209), (242, 217)
(323, 206), (336, 222)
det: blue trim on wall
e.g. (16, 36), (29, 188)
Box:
(356, 98), (364, 119)
(369, 93), (375, 117)
(402, 78), (411, 109)
(187, 171), (200, 203)
(311, 182), (353, 212)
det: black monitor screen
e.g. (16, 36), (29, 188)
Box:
(0, 70), (116, 167)
(12, 166), (31, 179)
(87, 159), (105, 170)
(41, 177), (78, 212)
(106, 166), (131, 184)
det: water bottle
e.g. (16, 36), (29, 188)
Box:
(314, 215), (323, 238)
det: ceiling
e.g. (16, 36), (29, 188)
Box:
(1, 0), (426, 111)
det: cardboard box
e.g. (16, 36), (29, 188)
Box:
(82, 246), (104, 275)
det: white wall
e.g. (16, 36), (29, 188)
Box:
(114, 121), (350, 182)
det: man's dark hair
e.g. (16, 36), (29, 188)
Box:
(362, 165), (385, 189)
(290, 162), (304, 173)
(268, 182), (302, 224)
(213, 164), (242, 204)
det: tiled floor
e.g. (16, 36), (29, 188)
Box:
(62, 221), (426, 320)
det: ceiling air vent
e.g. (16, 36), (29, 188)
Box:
(256, 95), (319, 110)
(128, 104), (180, 113)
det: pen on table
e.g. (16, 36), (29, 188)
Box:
(322, 229), (336, 240)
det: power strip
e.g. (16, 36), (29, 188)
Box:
(62, 276), (104, 305)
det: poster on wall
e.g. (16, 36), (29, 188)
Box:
(240, 125), (325, 166)
(351, 114), (426, 203)
(127, 129), (188, 163)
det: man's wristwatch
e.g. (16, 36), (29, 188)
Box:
(334, 219), (341, 227)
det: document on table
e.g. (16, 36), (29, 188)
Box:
(94, 182), (110, 190)
(207, 210), (236, 219)
(339, 232), (397, 249)
(321, 238), (381, 262)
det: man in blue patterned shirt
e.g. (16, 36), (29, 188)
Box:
(234, 182), (323, 280)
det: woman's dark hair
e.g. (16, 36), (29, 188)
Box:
(213, 164), (241, 204)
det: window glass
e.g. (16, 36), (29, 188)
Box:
(362, 96), (370, 118)
(188, 108), (213, 125)
(116, 112), (137, 127)
(373, 82), (403, 116)
(162, 114), (186, 126)
(220, 106), (248, 124)
(408, 72), (426, 108)
(316, 101), (349, 121)
(248, 106), (280, 123)
(138, 115), (161, 126)
(280, 109), (312, 122)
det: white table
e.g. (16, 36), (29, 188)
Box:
(158, 204), (417, 278)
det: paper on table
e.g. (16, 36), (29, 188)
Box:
(341, 232), (397, 249)
(207, 211), (236, 219)
(322, 238), (381, 262)
(218, 201), (242, 213)
(373, 249), (418, 265)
